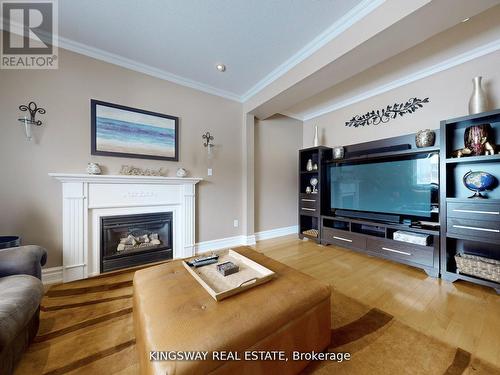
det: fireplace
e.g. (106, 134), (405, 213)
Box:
(100, 212), (173, 273)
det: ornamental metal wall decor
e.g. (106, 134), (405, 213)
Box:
(345, 97), (429, 127)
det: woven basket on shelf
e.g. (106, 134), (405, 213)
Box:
(455, 253), (500, 283)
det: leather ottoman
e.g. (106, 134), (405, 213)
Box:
(133, 247), (331, 375)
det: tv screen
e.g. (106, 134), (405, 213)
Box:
(329, 153), (438, 218)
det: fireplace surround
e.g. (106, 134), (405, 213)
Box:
(50, 173), (202, 282)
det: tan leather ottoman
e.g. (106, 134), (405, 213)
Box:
(133, 247), (331, 375)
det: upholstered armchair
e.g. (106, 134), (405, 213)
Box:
(0, 245), (47, 375)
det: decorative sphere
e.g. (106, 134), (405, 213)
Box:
(463, 170), (496, 192)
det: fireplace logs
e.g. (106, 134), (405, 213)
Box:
(117, 233), (162, 252)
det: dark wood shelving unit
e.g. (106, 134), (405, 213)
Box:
(336, 145), (440, 163)
(445, 154), (500, 164)
(298, 146), (332, 243)
(440, 109), (500, 294)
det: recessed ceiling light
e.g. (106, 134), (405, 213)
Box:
(216, 64), (226, 72)
(461, 17), (470, 23)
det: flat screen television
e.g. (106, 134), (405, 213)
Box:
(329, 153), (439, 221)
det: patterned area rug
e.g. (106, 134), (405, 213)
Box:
(14, 267), (500, 375)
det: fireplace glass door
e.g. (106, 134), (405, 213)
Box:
(100, 212), (173, 272)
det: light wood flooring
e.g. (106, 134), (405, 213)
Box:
(256, 235), (500, 368)
(16, 235), (500, 374)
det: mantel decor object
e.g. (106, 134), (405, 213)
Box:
(176, 168), (188, 177)
(463, 170), (497, 199)
(415, 129), (436, 148)
(345, 97), (429, 127)
(119, 165), (167, 176)
(18, 101), (45, 141)
(468, 76), (489, 115)
(86, 163), (101, 175)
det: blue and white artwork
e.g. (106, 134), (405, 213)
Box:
(92, 101), (178, 161)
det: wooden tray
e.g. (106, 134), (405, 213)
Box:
(182, 249), (276, 301)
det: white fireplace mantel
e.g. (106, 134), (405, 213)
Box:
(49, 173), (202, 282)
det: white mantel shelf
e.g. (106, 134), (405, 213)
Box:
(49, 173), (202, 184)
(50, 173), (202, 282)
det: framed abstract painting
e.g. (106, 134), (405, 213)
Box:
(91, 100), (179, 161)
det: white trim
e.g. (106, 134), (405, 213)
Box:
(194, 235), (248, 253)
(42, 267), (63, 285)
(279, 111), (305, 121)
(302, 38), (500, 121)
(49, 173), (202, 185)
(240, 0), (385, 102)
(57, 36), (242, 102)
(255, 225), (299, 241)
(194, 225), (298, 253)
(0, 1), (383, 104)
(244, 235), (257, 246)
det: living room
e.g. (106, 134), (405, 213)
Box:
(1, 0), (499, 374)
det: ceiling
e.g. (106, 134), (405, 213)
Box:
(58, 0), (363, 100)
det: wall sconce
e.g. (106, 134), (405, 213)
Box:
(18, 101), (45, 141)
(202, 131), (215, 154)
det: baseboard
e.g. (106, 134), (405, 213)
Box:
(194, 225), (296, 253)
(44, 227), (297, 279)
(255, 225), (299, 241)
(194, 235), (248, 253)
(244, 234), (256, 246)
(42, 266), (63, 285)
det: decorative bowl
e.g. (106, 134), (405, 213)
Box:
(415, 129), (436, 148)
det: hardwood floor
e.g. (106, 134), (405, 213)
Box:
(255, 235), (500, 368)
(17, 235), (500, 374)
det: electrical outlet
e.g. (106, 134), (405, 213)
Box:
(208, 168), (213, 176)
(233, 219), (239, 228)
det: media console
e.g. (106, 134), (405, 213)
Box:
(299, 133), (441, 277)
(321, 215), (440, 277)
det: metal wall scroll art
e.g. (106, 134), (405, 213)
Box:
(345, 97), (429, 128)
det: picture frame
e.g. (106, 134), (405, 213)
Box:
(91, 99), (179, 161)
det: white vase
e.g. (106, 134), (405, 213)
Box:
(468, 76), (489, 114)
(313, 125), (320, 147)
(306, 159), (313, 171)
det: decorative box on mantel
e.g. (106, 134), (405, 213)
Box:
(49, 173), (202, 282)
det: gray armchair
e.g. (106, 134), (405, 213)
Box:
(0, 245), (47, 375)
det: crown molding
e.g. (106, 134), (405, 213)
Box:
(2, 2), (386, 105)
(57, 36), (242, 102)
(0, 18), (239, 101)
(302, 38), (500, 121)
(239, 0), (385, 102)
(279, 111), (305, 121)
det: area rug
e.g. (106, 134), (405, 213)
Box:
(14, 268), (500, 375)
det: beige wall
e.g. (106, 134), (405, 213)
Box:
(303, 49), (500, 147)
(0, 46), (243, 268)
(255, 115), (302, 232)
